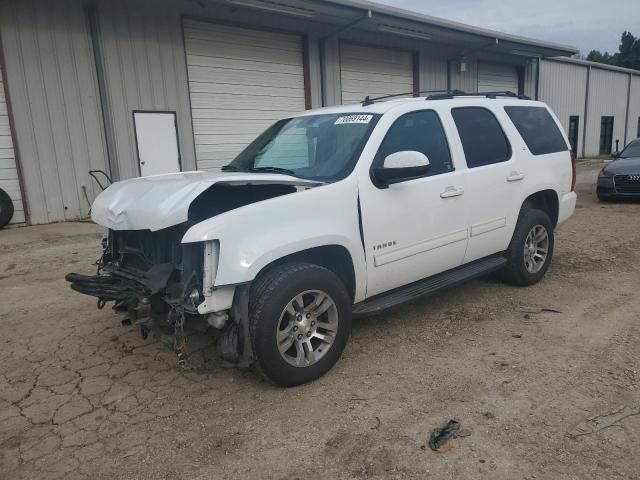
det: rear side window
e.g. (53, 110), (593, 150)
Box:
(451, 107), (511, 168)
(505, 106), (568, 155)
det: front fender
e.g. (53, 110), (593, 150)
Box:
(182, 177), (367, 302)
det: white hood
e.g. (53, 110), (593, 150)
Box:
(91, 171), (321, 231)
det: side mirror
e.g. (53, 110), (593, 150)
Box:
(612, 152), (620, 159)
(372, 151), (430, 188)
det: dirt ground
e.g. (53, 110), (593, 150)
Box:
(0, 161), (639, 480)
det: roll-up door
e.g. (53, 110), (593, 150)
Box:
(478, 63), (519, 93)
(184, 20), (307, 171)
(0, 63), (24, 224)
(340, 43), (415, 104)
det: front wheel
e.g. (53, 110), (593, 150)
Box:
(503, 208), (554, 286)
(249, 262), (352, 386)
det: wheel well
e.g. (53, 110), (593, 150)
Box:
(254, 246), (356, 300)
(522, 190), (559, 227)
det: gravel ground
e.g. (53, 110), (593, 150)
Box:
(0, 161), (639, 480)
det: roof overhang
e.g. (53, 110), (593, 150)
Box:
(204, 0), (578, 58)
(322, 0), (577, 57)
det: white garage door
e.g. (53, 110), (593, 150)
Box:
(478, 63), (519, 94)
(340, 43), (415, 104)
(184, 20), (307, 171)
(0, 64), (24, 224)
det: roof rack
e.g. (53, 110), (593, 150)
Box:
(361, 90), (465, 106)
(426, 91), (531, 100)
(361, 90), (531, 106)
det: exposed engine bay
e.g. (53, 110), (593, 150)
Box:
(66, 183), (300, 365)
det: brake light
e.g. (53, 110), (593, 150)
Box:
(570, 149), (577, 191)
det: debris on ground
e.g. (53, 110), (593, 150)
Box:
(567, 405), (640, 439)
(428, 419), (472, 452)
(517, 306), (563, 314)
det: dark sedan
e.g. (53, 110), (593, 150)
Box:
(597, 139), (640, 200)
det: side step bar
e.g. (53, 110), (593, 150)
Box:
(352, 255), (507, 317)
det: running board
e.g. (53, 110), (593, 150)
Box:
(352, 256), (507, 317)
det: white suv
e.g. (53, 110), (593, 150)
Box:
(67, 92), (577, 386)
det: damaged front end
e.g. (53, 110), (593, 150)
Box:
(66, 226), (207, 358)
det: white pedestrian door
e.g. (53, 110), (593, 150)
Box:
(183, 20), (307, 171)
(478, 63), (519, 94)
(340, 43), (414, 104)
(133, 112), (181, 177)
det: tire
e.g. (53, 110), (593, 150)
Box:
(503, 208), (554, 286)
(249, 262), (352, 386)
(0, 188), (14, 229)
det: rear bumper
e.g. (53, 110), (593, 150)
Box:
(557, 191), (577, 226)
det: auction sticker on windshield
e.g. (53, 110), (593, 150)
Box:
(334, 115), (373, 125)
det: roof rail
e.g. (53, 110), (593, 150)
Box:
(426, 90), (531, 100)
(361, 89), (465, 106)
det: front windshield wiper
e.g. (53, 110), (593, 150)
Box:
(221, 164), (243, 172)
(249, 166), (296, 176)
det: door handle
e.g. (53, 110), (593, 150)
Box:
(440, 186), (464, 198)
(507, 171), (525, 182)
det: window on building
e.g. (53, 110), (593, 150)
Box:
(504, 106), (568, 155)
(376, 110), (453, 177)
(451, 107), (511, 167)
(599, 116), (614, 155)
(568, 116), (579, 153)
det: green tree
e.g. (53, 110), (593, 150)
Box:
(586, 31), (640, 70)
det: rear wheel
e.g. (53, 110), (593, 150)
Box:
(503, 208), (554, 286)
(0, 188), (14, 229)
(249, 262), (352, 386)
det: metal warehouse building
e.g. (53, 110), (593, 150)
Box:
(0, 0), (638, 226)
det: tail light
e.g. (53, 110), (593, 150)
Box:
(570, 149), (577, 192)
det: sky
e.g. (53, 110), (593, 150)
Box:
(371, 0), (640, 55)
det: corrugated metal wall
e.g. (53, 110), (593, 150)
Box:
(0, 63), (24, 224)
(585, 68), (629, 156)
(94, 0), (196, 180)
(0, 0), (109, 224)
(539, 59), (588, 154)
(627, 75), (640, 141)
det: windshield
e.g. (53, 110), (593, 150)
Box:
(224, 113), (380, 181)
(620, 140), (640, 158)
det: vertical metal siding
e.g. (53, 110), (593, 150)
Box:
(627, 75), (640, 142)
(419, 47), (448, 91)
(0, 63), (24, 224)
(539, 59), (588, 154)
(585, 68), (629, 156)
(95, 0), (195, 180)
(0, 0), (109, 224)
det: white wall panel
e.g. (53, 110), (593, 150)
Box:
(626, 75), (640, 142)
(0, 0), (109, 224)
(585, 68), (629, 156)
(0, 63), (24, 224)
(539, 59), (588, 155)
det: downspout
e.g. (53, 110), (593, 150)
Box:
(319, 10), (372, 106)
(535, 57), (541, 100)
(582, 65), (591, 158)
(623, 73), (631, 145)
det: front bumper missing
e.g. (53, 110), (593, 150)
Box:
(65, 263), (175, 304)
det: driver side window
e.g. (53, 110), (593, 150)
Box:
(377, 110), (454, 177)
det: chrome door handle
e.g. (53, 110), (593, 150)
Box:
(440, 186), (464, 198)
(507, 172), (525, 182)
